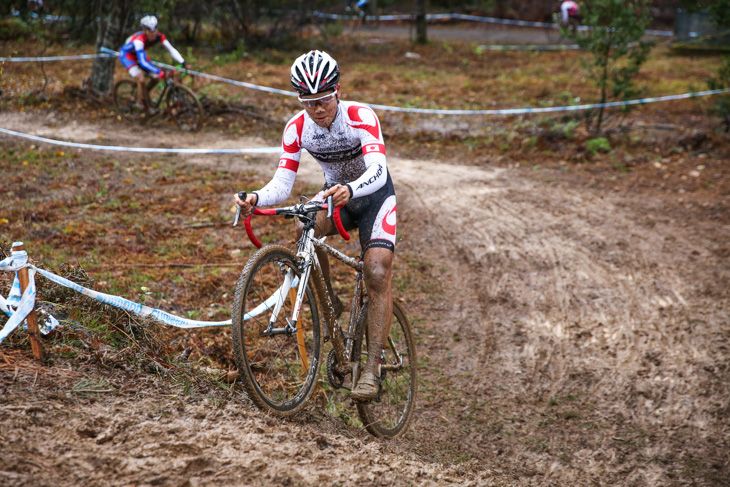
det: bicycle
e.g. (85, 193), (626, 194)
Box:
(231, 192), (417, 438)
(113, 66), (204, 132)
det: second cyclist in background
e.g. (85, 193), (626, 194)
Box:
(346, 0), (369, 24)
(118, 15), (191, 113)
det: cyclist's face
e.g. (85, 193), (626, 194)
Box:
(143, 28), (158, 41)
(300, 86), (339, 128)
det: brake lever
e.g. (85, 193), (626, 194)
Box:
(233, 191), (247, 227)
(326, 194), (334, 219)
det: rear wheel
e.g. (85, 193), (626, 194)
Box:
(113, 79), (146, 124)
(231, 245), (323, 416)
(354, 300), (417, 438)
(166, 84), (204, 132)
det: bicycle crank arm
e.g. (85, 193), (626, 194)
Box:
(381, 362), (403, 372)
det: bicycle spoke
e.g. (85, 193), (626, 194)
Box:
(166, 85), (203, 132)
(113, 80), (147, 124)
(356, 300), (417, 437)
(232, 246), (322, 415)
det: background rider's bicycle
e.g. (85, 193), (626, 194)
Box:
(113, 66), (204, 132)
(231, 193), (417, 438)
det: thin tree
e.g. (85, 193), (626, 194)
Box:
(561, 0), (653, 133)
(413, 0), (427, 44)
(88, 0), (134, 94)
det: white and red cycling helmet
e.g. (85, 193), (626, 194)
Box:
(290, 50), (340, 95)
(140, 15), (158, 31)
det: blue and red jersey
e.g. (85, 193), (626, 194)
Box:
(119, 31), (184, 75)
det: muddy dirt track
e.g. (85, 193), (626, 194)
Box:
(1, 104), (728, 486)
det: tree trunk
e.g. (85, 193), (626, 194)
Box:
(89, 0), (132, 94)
(414, 0), (427, 44)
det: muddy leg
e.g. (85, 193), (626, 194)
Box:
(362, 247), (393, 375)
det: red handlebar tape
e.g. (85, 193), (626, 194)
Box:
(244, 206), (350, 248)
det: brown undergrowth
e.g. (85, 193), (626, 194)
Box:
(1, 30), (729, 486)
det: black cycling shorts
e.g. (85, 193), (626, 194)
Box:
(322, 172), (397, 253)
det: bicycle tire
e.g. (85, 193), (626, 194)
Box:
(165, 84), (204, 132)
(354, 299), (417, 438)
(231, 245), (323, 416)
(113, 79), (147, 124)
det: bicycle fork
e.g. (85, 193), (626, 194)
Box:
(259, 230), (319, 373)
(262, 257), (312, 337)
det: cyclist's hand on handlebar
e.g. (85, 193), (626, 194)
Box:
(234, 192), (258, 217)
(157, 70), (166, 80)
(322, 184), (351, 208)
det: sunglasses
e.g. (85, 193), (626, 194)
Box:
(298, 92), (337, 109)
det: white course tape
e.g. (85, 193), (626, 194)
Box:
(312, 11), (678, 36)
(99, 47), (730, 115)
(0, 249), (300, 342)
(367, 88), (730, 115)
(0, 53), (114, 62)
(33, 267), (233, 329)
(7, 48), (725, 118)
(0, 128), (281, 154)
(476, 44), (580, 51)
(0, 248), (40, 342)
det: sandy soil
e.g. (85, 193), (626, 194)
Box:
(1, 101), (728, 487)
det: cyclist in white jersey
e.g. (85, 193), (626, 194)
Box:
(234, 50), (396, 402)
(560, 1), (581, 34)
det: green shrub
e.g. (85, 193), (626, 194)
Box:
(586, 137), (611, 154)
(0, 18), (33, 40)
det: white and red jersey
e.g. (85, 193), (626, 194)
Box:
(561, 1), (580, 23)
(254, 100), (388, 207)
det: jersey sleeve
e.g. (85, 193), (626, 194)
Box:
(134, 39), (160, 74)
(344, 104), (388, 199)
(253, 113), (305, 207)
(161, 38), (185, 64)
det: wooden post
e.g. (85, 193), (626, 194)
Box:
(12, 243), (44, 361)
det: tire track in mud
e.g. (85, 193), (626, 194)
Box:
(391, 155), (729, 482)
(3, 111), (728, 483)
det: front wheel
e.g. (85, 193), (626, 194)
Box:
(354, 299), (417, 438)
(113, 79), (146, 124)
(231, 245), (323, 416)
(166, 84), (204, 132)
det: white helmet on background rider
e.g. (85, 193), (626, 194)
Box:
(140, 15), (158, 31)
(290, 50), (340, 95)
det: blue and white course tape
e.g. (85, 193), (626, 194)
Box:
(312, 11), (677, 36)
(0, 245), (58, 342)
(0, 248), (300, 343)
(0, 53), (114, 62)
(6, 49), (727, 117)
(0, 128), (281, 154)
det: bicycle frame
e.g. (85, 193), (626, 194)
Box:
(262, 214), (365, 381)
(235, 195), (367, 385)
(147, 76), (174, 110)
(148, 67), (190, 110)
